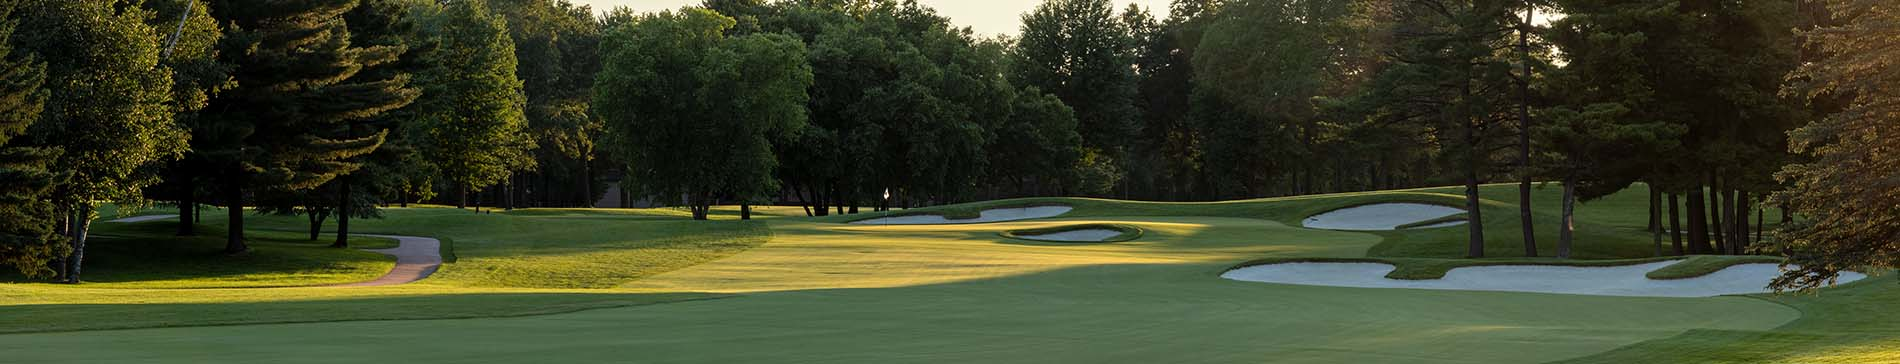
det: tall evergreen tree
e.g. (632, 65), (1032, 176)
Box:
(205, 0), (416, 253)
(0, 0), (64, 278)
(14, 0), (185, 282)
(409, 0), (535, 210)
(1369, 0), (1526, 258)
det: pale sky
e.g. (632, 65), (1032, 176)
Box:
(568, 0), (1174, 37)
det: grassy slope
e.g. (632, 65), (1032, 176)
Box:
(1, 215), (1796, 363)
(0, 185), (1881, 363)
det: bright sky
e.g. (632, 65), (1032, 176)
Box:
(568, 0), (1174, 37)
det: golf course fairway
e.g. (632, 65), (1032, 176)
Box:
(1, 184), (1891, 363)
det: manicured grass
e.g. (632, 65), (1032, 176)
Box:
(999, 223), (1144, 243)
(1556, 275), (1899, 363)
(0, 184), (1884, 363)
(0, 215), (1801, 363)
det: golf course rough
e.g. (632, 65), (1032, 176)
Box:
(849, 205), (1073, 225)
(1303, 203), (1466, 230)
(1220, 260), (1870, 297)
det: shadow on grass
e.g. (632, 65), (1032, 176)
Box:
(0, 292), (728, 335)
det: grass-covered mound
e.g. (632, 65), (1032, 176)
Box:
(999, 223), (1143, 243)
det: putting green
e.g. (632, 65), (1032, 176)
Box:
(0, 203), (1806, 363)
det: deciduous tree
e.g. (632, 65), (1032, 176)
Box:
(594, 8), (811, 220)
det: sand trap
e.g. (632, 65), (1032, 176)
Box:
(1015, 229), (1124, 242)
(851, 206), (1073, 225)
(1303, 203), (1465, 231)
(1220, 261), (1868, 297)
(106, 214), (177, 223)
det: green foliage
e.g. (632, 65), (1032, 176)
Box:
(0, 0), (63, 277)
(989, 87), (1082, 193)
(408, 0), (535, 203)
(1769, 0), (1900, 291)
(491, 0), (605, 207)
(595, 8), (811, 218)
(1014, 0), (1140, 159)
(14, 0), (184, 206)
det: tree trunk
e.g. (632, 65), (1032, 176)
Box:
(1650, 187), (1663, 256)
(63, 204), (94, 284)
(458, 182), (468, 210)
(225, 176), (248, 254)
(309, 210), (328, 241)
(1732, 190), (1748, 254)
(333, 177), (352, 248)
(177, 182), (195, 236)
(53, 212), (69, 280)
(1755, 205), (1764, 244)
(741, 203), (752, 220)
(1464, 161), (1485, 258)
(1647, 185), (1660, 233)
(1668, 192), (1684, 255)
(1709, 178), (1726, 254)
(583, 162), (594, 208)
(1558, 176), (1576, 259)
(1516, 7), (1537, 258)
(1685, 187), (1711, 254)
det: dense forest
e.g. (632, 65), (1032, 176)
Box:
(0, 0), (1891, 288)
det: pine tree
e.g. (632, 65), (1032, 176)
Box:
(205, 0), (418, 253)
(408, 0), (535, 211)
(0, 0), (64, 278)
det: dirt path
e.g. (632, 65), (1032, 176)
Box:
(335, 234), (443, 287)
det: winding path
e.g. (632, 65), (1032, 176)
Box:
(336, 234), (442, 287)
(105, 214), (441, 287)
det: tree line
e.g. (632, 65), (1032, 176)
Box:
(0, 0), (1889, 289)
(595, 0), (1890, 288)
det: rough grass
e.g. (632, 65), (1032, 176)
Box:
(999, 223), (1143, 243)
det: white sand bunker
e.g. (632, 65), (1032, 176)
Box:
(1303, 203), (1465, 230)
(1220, 261), (1869, 297)
(1015, 229), (1123, 242)
(851, 206), (1073, 225)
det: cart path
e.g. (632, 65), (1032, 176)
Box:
(335, 234), (442, 287)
